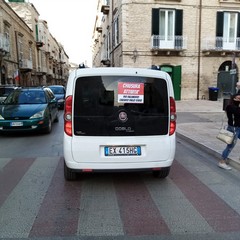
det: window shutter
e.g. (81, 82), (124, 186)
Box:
(175, 10), (183, 48)
(175, 10), (183, 36)
(237, 13), (240, 38)
(216, 12), (223, 37)
(237, 13), (240, 49)
(152, 8), (159, 35)
(216, 12), (223, 48)
(35, 25), (39, 42)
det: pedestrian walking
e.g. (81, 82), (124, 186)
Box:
(219, 94), (240, 170)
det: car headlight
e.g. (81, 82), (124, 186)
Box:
(0, 114), (4, 120)
(30, 110), (45, 119)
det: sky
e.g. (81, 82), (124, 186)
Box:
(29, 0), (98, 66)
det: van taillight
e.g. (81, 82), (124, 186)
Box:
(64, 95), (72, 136)
(169, 97), (176, 136)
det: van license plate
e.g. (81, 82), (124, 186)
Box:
(105, 146), (141, 156)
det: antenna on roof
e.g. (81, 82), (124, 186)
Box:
(79, 63), (86, 69)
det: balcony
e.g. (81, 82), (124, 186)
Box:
(202, 37), (240, 55)
(101, 50), (110, 66)
(219, 0), (240, 3)
(151, 35), (187, 54)
(19, 59), (33, 70)
(101, 58), (110, 66)
(36, 66), (47, 74)
(36, 41), (44, 48)
(47, 69), (53, 76)
(96, 27), (102, 33)
(101, 0), (110, 15)
(0, 33), (10, 56)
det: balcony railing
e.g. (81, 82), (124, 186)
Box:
(19, 59), (33, 70)
(202, 37), (240, 51)
(0, 33), (10, 54)
(151, 35), (187, 50)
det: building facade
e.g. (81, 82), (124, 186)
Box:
(0, 0), (69, 87)
(93, 0), (240, 100)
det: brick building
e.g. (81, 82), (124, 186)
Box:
(93, 0), (240, 100)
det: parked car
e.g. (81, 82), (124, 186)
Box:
(63, 67), (176, 180)
(0, 85), (17, 103)
(48, 85), (65, 109)
(0, 87), (59, 134)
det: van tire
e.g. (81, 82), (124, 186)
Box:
(152, 167), (170, 178)
(64, 161), (77, 181)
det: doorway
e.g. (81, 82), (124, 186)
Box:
(217, 60), (238, 98)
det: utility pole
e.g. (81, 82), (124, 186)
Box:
(197, 0), (202, 100)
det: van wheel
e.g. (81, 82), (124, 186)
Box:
(64, 161), (77, 181)
(152, 167), (170, 178)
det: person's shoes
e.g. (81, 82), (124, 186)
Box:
(218, 162), (232, 170)
(225, 159), (230, 165)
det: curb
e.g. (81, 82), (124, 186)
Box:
(176, 132), (240, 171)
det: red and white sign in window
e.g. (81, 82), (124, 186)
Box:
(118, 82), (144, 104)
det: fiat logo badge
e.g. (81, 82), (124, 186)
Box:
(119, 111), (128, 122)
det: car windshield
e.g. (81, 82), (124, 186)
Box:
(49, 86), (65, 94)
(4, 89), (47, 104)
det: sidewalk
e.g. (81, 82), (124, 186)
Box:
(176, 99), (240, 170)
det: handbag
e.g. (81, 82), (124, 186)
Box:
(216, 127), (234, 144)
(216, 112), (235, 144)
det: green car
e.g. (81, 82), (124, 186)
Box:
(0, 87), (59, 134)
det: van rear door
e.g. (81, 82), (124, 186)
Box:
(73, 75), (169, 137)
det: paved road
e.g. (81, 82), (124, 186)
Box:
(1, 138), (240, 239)
(1, 104), (240, 239)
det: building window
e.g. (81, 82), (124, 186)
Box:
(152, 8), (183, 49)
(113, 16), (119, 48)
(18, 39), (23, 60)
(107, 31), (110, 59)
(216, 12), (240, 50)
(29, 47), (32, 61)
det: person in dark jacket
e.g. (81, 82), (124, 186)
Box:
(219, 94), (240, 170)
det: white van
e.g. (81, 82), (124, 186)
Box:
(63, 67), (176, 180)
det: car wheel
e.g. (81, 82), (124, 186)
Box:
(64, 161), (77, 181)
(152, 167), (170, 178)
(44, 117), (52, 134)
(54, 113), (59, 123)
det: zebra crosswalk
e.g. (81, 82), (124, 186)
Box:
(0, 154), (240, 239)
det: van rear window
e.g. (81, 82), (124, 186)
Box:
(74, 76), (169, 136)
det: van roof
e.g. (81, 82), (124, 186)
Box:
(70, 67), (171, 81)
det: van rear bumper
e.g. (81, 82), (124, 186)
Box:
(64, 158), (174, 171)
